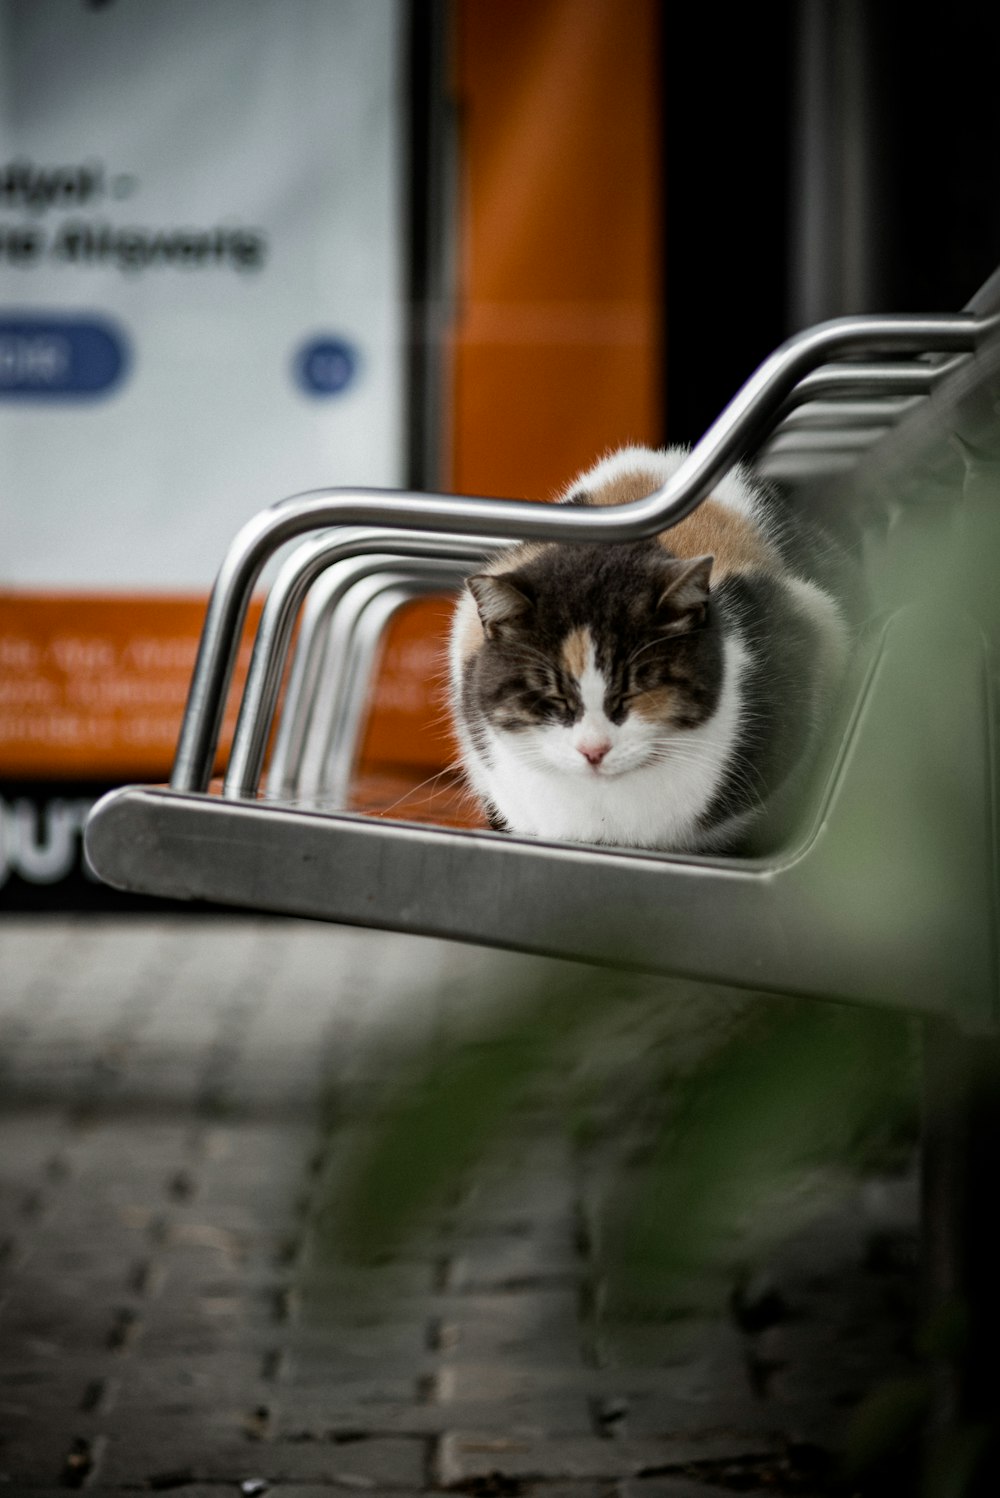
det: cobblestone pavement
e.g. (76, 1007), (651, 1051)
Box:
(0, 916), (920, 1497)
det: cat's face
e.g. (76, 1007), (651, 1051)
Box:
(465, 545), (723, 782)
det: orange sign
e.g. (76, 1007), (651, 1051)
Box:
(0, 593), (263, 780)
(0, 590), (462, 793)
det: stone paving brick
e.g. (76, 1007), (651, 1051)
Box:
(618, 1482), (786, 1498)
(440, 1227), (581, 1293)
(427, 1286), (587, 1367)
(0, 917), (921, 1495)
(406, 1359), (778, 1445)
(430, 1366), (594, 1434)
(95, 1424), (429, 1490)
(433, 1430), (785, 1486)
(584, 1385), (780, 1444)
(0, 1491), (430, 1498)
(495, 1487), (609, 1498)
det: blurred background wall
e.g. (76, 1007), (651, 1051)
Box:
(2, 0), (998, 908)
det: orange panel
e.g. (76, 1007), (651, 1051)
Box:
(450, 0), (663, 499)
(0, 592), (262, 780)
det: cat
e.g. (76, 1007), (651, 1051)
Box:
(448, 444), (853, 854)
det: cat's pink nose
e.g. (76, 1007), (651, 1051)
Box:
(578, 738), (611, 767)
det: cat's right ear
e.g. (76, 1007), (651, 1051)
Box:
(467, 573), (534, 638)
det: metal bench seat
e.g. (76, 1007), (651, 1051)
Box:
(84, 600), (995, 1029)
(85, 304), (1000, 1033)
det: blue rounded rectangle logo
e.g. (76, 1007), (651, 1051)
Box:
(0, 315), (129, 398)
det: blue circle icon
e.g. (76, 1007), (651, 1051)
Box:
(295, 337), (359, 396)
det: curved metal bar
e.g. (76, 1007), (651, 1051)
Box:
(263, 553), (399, 799)
(266, 547), (492, 799)
(239, 364), (958, 802)
(318, 583), (428, 808)
(291, 573), (419, 802)
(266, 554), (413, 798)
(757, 451), (860, 484)
(280, 570), (410, 801)
(765, 428), (895, 456)
(774, 397), (921, 431)
(225, 530), (497, 798)
(783, 355), (967, 410)
(229, 552), (387, 799)
(314, 568), (468, 807)
(283, 560), (472, 803)
(174, 313), (993, 792)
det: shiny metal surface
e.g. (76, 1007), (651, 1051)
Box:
(764, 428), (893, 455)
(265, 553), (411, 798)
(84, 297), (1000, 1032)
(224, 532), (496, 797)
(756, 450), (860, 484)
(283, 571), (414, 800)
(314, 575), (454, 805)
(783, 354), (968, 408)
(226, 531), (493, 798)
(265, 554), (468, 798)
(172, 313), (993, 792)
(293, 562), (466, 802)
(775, 397), (920, 429)
(87, 607), (998, 1031)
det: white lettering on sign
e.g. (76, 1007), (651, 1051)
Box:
(0, 158), (267, 275)
(0, 797), (97, 888)
(0, 332), (71, 385)
(48, 636), (118, 674)
(0, 158), (105, 214)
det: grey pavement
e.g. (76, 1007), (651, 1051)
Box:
(0, 916), (920, 1496)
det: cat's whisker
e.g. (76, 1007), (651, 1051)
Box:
(624, 629), (707, 669)
(370, 765), (464, 818)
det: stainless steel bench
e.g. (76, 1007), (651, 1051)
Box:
(86, 305), (1000, 1028)
(85, 288), (1000, 1439)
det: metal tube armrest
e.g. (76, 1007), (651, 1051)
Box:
(173, 313), (993, 793)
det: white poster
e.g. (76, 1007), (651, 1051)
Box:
(0, 0), (406, 590)
(0, 0), (407, 815)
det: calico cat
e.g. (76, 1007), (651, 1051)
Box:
(449, 445), (852, 853)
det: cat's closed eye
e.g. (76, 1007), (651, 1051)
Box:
(537, 690), (574, 718)
(605, 688), (646, 719)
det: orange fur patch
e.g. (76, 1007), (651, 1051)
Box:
(560, 626), (590, 678)
(581, 469), (778, 580)
(664, 498), (777, 579)
(630, 685), (674, 722)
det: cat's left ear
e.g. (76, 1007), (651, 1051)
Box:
(656, 554), (713, 630)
